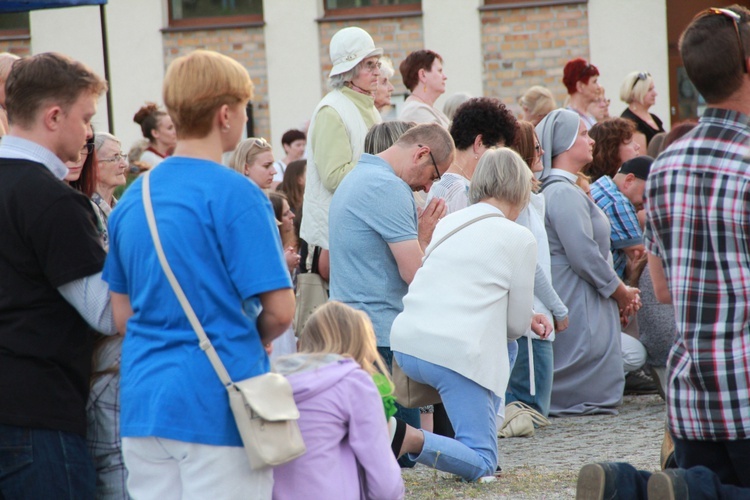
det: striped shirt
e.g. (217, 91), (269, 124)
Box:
(425, 173), (470, 215)
(591, 175), (642, 279)
(643, 107), (750, 441)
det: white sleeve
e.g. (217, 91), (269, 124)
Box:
(58, 272), (117, 335)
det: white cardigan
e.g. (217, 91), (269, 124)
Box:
(390, 203), (537, 396)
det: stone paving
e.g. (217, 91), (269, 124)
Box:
(402, 394), (666, 499)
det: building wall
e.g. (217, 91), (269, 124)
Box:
(264, 0), (323, 151)
(423, 0), (484, 110)
(588, 0), (670, 128)
(20, 1), (671, 156)
(480, 3), (590, 114)
(0, 37), (31, 57)
(163, 26), (270, 143)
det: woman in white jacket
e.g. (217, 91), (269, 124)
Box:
(390, 148), (551, 482)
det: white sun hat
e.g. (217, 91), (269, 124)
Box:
(329, 27), (383, 77)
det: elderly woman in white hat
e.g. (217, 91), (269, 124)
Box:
(299, 26), (383, 281)
(536, 109), (640, 417)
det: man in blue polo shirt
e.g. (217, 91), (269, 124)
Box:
(329, 122), (453, 449)
(590, 155), (653, 280)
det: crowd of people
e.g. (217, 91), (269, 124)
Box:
(0, 4), (748, 500)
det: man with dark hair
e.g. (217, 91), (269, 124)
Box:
(576, 5), (750, 498)
(0, 52), (114, 498)
(272, 128), (306, 186)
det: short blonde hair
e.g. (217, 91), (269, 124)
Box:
(469, 147), (532, 210)
(163, 50), (253, 139)
(0, 52), (20, 84)
(518, 85), (556, 120)
(228, 137), (272, 175)
(364, 121), (415, 155)
(442, 92), (472, 121)
(620, 71), (653, 105)
(298, 301), (391, 381)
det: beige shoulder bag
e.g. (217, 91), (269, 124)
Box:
(141, 170), (306, 469)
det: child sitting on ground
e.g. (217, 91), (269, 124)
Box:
(272, 302), (405, 500)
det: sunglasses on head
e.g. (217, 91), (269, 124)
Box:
(693, 7), (748, 74)
(631, 72), (651, 89)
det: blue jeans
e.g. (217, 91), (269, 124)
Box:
(377, 347), (421, 468)
(394, 352), (501, 481)
(592, 462), (750, 499)
(673, 436), (750, 488)
(506, 338), (553, 417)
(0, 424), (95, 499)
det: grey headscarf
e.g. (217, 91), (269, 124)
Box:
(535, 109), (581, 180)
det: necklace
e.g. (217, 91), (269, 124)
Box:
(453, 162), (470, 180)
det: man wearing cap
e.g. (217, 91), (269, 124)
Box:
(300, 26), (383, 281)
(590, 155), (653, 281)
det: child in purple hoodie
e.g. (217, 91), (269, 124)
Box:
(272, 302), (404, 500)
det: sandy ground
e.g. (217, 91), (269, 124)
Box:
(401, 394), (666, 499)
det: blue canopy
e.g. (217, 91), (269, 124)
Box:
(0, 1), (106, 13)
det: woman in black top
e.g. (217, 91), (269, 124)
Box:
(619, 71), (664, 151)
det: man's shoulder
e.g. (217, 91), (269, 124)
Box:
(0, 157), (69, 198)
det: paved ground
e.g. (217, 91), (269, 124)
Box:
(402, 394), (666, 499)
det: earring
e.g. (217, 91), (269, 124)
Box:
(223, 125), (230, 132)
(423, 84), (427, 93)
(474, 155), (478, 160)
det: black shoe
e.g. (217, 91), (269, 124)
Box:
(647, 470), (689, 500)
(624, 368), (659, 395)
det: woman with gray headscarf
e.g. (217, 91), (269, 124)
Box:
(536, 109), (640, 416)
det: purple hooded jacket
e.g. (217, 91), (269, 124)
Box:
(272, 354), (404, 500)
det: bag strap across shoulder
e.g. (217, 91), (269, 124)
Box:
(141, 170), (234, 388)
(424, 212), (503, 260)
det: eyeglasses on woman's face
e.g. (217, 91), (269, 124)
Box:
(80, 142), (94, 156)
(99, 153), (128, 164)
(359, 58), (381, 74)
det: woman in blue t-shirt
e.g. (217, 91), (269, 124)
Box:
(102, 50), (295, 499)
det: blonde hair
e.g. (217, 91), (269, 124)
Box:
(298, 301), (391, 381)
(163, 50), (253, 139)
(442, 92), (472, 121)
(228, 137), (272, 175)
(619, 71), (653, 105)
(518, 85), (556, 121)
(469, 147), (532, 209)
(0, 52), (20, 84)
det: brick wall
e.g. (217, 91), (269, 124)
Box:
(317, 16), (424, 98)
(0, 37), (31, 57)
(162, 27), (270, 140)
(481, 3), (590, 116)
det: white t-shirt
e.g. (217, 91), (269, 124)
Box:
(424, 173), (470, 214)
(272, 159), (287, 182)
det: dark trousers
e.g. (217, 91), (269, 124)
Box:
(593, 462), (750, 499)
(378, 347), (421, 468)
(0, 423), (95, 500)
(673, 435), (750, 488)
